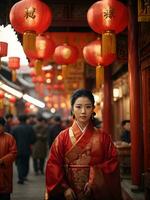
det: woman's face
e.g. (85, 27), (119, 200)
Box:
(73, 96), (94, 126)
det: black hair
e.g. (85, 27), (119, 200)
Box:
(5, 113), (13, 119)
(0, 117), (6, 126)
(18, 114), (28, 123)
(71, 89), (95, 107)
(121, 120), (130, 126)
(54, 115), (61, 122)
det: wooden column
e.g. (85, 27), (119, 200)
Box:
(128, 0), (143, 186)
(103, 67), (113, 137)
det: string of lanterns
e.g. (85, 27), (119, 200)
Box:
(0, 0), (128, 113)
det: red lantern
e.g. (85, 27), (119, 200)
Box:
(83, 38), (116, 89)
(0, 42), (8, 57)
(25, 34), (55, 76)
(53, 44), (78, 65)
(0, 90), (4, 110)
(9, 96), (16, 104)
(53, 43), (79, 79)
(83, 38), (116, 66)
(87, 0), (128, 56)
(25, 102), (31, 113)
(8, 57), (20, 82)
(9, 96), (16, 115)
(30, 69), (36, 77)
(9, 0), (52, 51)
(0, 42), (8, 68)
(25, 34), (55, 60)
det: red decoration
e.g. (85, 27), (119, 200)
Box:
(9, 0), (52, 34)
(83, 38), (116, 89)
(83, 38), (116, 67)
(9, 96), (16, 104)
(87, 0), (128, 57)
(0, 90), (4, 110)
(53, 43), (79, 65)
(9, 96), (17, 115)
(0, 90), (4, 99)
(53, 43), (79, 80)
(30, 69), (36, 77)
(0, 42), (8, 57)
(8, 57), (20, 82)
(25, 33), (55, 60)
(87, 0), (128, 34)
(9, 0), (52, 53)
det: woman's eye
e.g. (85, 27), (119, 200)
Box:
(75, 106), (81, 109)
(86, 106), (92, 109)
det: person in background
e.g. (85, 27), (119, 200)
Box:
(120, 120), (131, 144)
(5, 113), (14, 134)
(32, 116), (48, 175)
(45, 89), (122, 200)
(47, 115), (63, 149)
(26, 114), (36, 126)
(12, 114), (36, 184)
(0, 117), (17, 200)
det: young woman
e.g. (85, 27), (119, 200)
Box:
(45, 89), (123, 200)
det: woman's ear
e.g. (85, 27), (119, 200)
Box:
(71, 109), (75, 119)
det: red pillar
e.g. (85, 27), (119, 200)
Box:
(128, 0), (143, 186)
(103, 67), (113, 137)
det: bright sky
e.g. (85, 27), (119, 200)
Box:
(0, 24), (30, 73)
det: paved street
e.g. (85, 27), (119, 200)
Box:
(11, 159), (45, 200)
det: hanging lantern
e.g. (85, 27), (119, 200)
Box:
(83, 38), (116, 89)
(0, 42), (8, 68)
(30, 69), (36, 77)
(53, 43), (79, 79)
(8, 57), (20, 82)
(25, 34), (55, 60)
(25, 102), (31, 113)
(25, 33), (55, 76)
(0, 90), (4, 110)
(9, 96), (17, 115)
(9, 0), (53, 52)
(87, 0), (128, 56)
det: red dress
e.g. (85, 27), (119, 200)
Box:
(0, 132), (17, 194)
(46, 121), (123, 200)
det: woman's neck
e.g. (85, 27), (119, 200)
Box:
(75, 120), (88, 131)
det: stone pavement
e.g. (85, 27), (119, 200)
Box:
(11, 159), (45, 200)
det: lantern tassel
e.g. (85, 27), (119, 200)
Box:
(102, 31), (116, 56)
(0, 99), (4, 109)
(96, 65), (104, 90)
(23, 31), (36, 52)
(12, 70), (17, 82)
(62, 64), (68, 80)
(35, 59), (43, 76)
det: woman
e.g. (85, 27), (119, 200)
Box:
(45, 89), (122, 200)
(0, 117), (17, 200)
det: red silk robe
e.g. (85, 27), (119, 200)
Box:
(0, 132), (17, 193)
(46, 121), (123, 200)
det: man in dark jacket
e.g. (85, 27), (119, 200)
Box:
(47, 116), (63, 149)
(0, 117), (17, 200)
(120, 120), (131, 144)
(12, 114), (36, 184)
